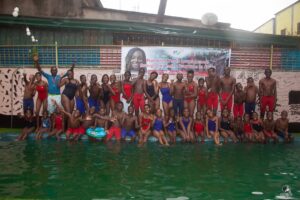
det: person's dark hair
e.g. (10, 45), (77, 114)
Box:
(124, 71), (131, 76)
(101, 74), (109, 82)
(187, 69), (194, 74)
(125, 47), (146, 71)
(80, 74), (85, 79)
(198, 77), (204, 82)
(35, 72), (41, 76)
(150, 71), (158, 77)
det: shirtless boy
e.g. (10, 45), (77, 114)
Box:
(106, 102), (126, 142)
(259, 69), (277, 119)
(275, 110), (293, 143)
(244, 77), (258, 116)
(88, 74), (101, 112)
(233, 83), (245, 119)
(132, 68), (146, 116)
(205, 67), (221, 114)
(23, 73), (36, 114)
(75, 75), (88, 115)
(172, 73), (185, 117)
(219, 67), (236, 112)
(122, 105), (139, 142)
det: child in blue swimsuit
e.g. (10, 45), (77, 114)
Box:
(36, 110), (51, 140)
(159, 73), (173, 116)
(179, 108), (194, 143)
(206, 109), (221, 146)
(165, 109), (177, 144)
(153, 109), (169, 146)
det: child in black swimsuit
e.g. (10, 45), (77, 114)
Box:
(17, 109), (36, 141)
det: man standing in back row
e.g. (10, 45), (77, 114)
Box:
(34, 55), (74, 114)
(259, 68), (277, 119)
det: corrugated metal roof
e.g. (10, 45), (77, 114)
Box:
(1, 15), (300, 46)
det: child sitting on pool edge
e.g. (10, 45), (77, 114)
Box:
(121, 105), (139, 142)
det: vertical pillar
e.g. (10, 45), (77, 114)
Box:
(55, 41), (58, 67)
(270, 44), (273, 70)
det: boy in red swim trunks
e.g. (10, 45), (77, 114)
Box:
(205, 67), (221, 114)
(259, 69), (277, 119)
(233, 83), (245, 119)
(219, 67), (236, 112)
(106, 102), (126, 142)
(184, 70), (197, 117)
(263, 111), (279, 143)
(132, 68), (146, 116)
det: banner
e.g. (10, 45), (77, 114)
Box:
(121, 46), (230, 76)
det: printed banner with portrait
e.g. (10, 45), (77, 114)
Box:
(121, 46), (230, 76)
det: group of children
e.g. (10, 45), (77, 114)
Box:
(18, 61), (293, 145)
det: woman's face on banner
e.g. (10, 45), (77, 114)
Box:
(130, 50), (144, 71)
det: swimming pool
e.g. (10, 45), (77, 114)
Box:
(0, 134), (299, 199)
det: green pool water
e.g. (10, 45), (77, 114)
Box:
(0, 137), (300, 200)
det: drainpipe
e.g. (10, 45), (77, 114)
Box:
(270, 44), (273, 70)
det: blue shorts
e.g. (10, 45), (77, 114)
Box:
(88, 97), (100, 112)
(277, 131), (292, 139)
(121, 128), (136, 138)
(23, 98), (34, 112)
(245, 102), (256, 115)
(173, 98), (184, 116)
(76, 97), (86, 115)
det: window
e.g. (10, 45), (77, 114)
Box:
(297, 22), (300, 35)
(281, 28), (286, 35)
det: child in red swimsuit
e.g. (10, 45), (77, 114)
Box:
(35, 72), (48, 128)
(197, 78), (207, 113)
(243, 113), (254, 142)
(193, 111), (205, 143)
(138, 104), (154, 146)
(48, 108), (64, 140)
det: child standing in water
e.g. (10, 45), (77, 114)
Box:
(197, 78), (207, 114)
(138, 104), (154, 146)
(158, 73), (173, 116)
(165, 109), (177, 144)
(275, 110), (293, 143)
(153, 109), (169, 146)
(193, 111), (205, 143)
(36, 110), (51, 140)
(219, 108), (238, 143)
(232, 116), (244, 142)
(121, 105), (139, 142)
(205, 109), (221, 146)
(17, 109), (36, 141)
(48, 108), (64, 140)
(93, 107), (109, 136)
(179, 108), (194, 143)
(263, 111), (279, 143)
(121, 71), (133, 113)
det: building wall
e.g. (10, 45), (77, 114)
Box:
(276, 7), (292, 35)
(254, 19), (274, 34)
(292, 2), (300, 36)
